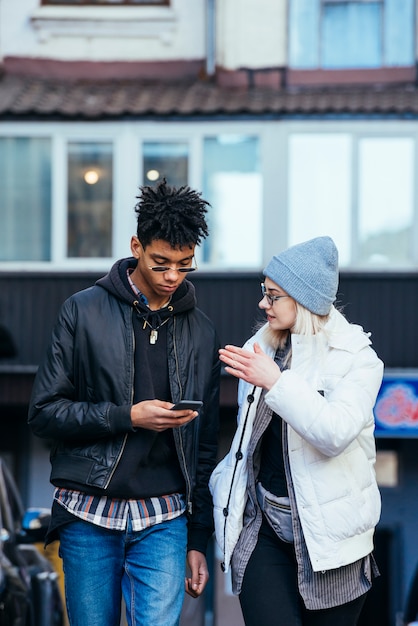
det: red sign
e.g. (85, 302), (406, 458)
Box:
(374, 375), (418, 437)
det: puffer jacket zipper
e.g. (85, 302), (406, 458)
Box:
(220, 386), (256, 572)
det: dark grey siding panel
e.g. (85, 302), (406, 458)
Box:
(193, 272), (418, 369)
(336, 273), (418, 369)
(0, 270), (417, 370)
(0, 273), (103, 367)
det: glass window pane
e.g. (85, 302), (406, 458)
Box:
(143, 142), (188, 188)
(289, 0), (320, 68)
(202, 136), (262, 267)
(288, 134), (352, 265)
(322, 3), (382, 69)
(67, 142), (113, 258)
(0, 137), (51, 261)
(358, 138), (414, 266)
(385, 0), (415, 66)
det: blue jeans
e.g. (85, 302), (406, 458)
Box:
(59, 514), (187, 626)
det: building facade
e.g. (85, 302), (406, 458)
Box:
(1, 1), (418, 624)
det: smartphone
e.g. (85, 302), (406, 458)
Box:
(171, 400), (203, 411)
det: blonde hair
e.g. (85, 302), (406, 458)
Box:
(292, 301), (330, 335)
(259, 302), (331, 367)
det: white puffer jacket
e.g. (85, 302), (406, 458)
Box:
(209, 307), (384, 573)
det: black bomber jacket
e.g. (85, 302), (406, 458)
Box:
(28, 258), (221, 555)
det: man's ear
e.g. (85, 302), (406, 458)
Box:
(130, 236), (141, 259)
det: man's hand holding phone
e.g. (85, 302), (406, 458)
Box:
(130, 399), (202, 432)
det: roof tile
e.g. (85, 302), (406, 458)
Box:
(2, 75), (418, 118)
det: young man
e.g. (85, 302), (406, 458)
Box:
(28, 180), (220, 626)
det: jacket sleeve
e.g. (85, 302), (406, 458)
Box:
(265, 344), (384, 457)
(28, 297), (133, 441)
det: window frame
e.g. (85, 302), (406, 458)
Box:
(41, 1), (169, 5)
(282, 120), (418, 269)
(0, 120), (267, 272)
(288, 0), (415, 84)
(1, 118), (418, 272)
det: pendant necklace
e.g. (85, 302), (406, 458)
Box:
(132, 283), (173, 344)
(142, 317), (170, 345)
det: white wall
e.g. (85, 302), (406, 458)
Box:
(0, 0), (206, 62)
(0, 0), (288, 70)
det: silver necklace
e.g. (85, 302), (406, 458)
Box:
(142, 317), (170, 345)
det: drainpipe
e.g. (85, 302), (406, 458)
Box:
(206, 0), (216, 77)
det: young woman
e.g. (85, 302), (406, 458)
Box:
(210, 236), (383, 626)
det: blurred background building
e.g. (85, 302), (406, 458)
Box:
(1, 1), (418, 624)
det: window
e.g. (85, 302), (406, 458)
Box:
(0, 126), (264, 269)
(1, 121), (417, 271)
(142, 137), (263, 268)
(287, 131), (415, 267)
(202, 136), (262, 267)
(143, 142), (188, 189)
(357, 138), (414, 266)
(288, 134), (352, 264)
(289, 0), (414, 69)
(67, 142), (113, 258)
(0, 137), (51, 262)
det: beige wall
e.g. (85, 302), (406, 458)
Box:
(216, 0), (287, 70)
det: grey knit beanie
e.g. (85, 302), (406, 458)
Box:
(263, 236), (339, 315)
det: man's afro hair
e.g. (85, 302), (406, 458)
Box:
(135, 179), (210, 248)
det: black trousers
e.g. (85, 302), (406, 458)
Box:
(239, 519), (367, 626)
